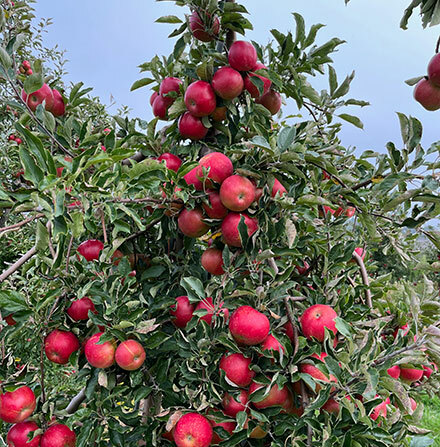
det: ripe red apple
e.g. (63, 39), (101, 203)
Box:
(423, 363), (437, 378)
(321, 398), (339, 414)
(353, 247), (366, 261)
(178, 208), (209, 238)
(84, 332), (116, 368)
(256, 90), (282, 115)
(261, 334), (285, 357)
(150, 91), (159, 106)
(157, 153), (182, 172)
(44, 329), (80, 365)
(51, 89), (66, 117)
(428, 53), (440, 87)
(387, 365), (401, 379)
(21, 83), (54, 112)
(300, 304), (338, 342)
(244, 63), (271, 98)
(115, 339), (146, 371)
(393, 323), (409, 339)
(67, 297), (96, 321)
(202, 190), (228, 219)
(296, 261), (310, 275)
(221, 213), (258, 247)
(184, 166), (204, 190)
(40, 424), (76, 447)
(195, 297), (229, 325)
(228, 41), (257, 72)
(206, 410), (235, 445)
(5, 314), (17, 325)
(219, 175), (256, 211)
(77, 239), (104, 262)
(299, 363), (337, 392)
(249, 380), (289, 410)
(211, 66), (244, 100)
(400, 367), (424, 383)
(0, 386), (36, 423)
(178, 112), (208, 140)
(219, 352), (255, 387)
(222, 390), (249, 417)
(198, 152), (234, 187)
(173, 413), (212, 447)
(410, 397), (417, 412)
(211, 106), (227, 122)
(184, 81), (216, 117)
(159, 77), (182, 99)
(201, 248), (225, 275)
(170, 296), (195, 328)
(189, 11), (220, 42)
(153, 95), (170, 120)
(370, 397), (390, 421)
(7, 421), (41, 447)
(229, 305), (270, 345)
(271, 178), (287, 198)
(283, 321), (294, 341)
(414, 78), (440, 111)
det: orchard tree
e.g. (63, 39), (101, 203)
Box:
(2, 1), (440, 447)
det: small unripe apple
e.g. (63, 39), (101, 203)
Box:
(201, 248), (225, 275)
(195, 297), (229, 324)
(77, 239), (104, 262)
(211, 66), (244, 100)
(45, 329), (80, 365)
(173, 413), (212, 447)
(184, 81), (216, 117)
(220, 352), (255, 386)
(157, 153), (182, 172)
(222, 390), (249, 417)
(202, 190), (228, 219)
(220, 175), (256, 211)
(244, 63), (271, 98)
(178, 207), (209, 238)
(221, 213), (258, 247)
(84, 332), (116, 368)
(414, 78), (440, 111)
(300, 304), (338, 342)
(189, 11), (220, 42)
(229, 305), (270, 345)
(228, 41), (257, 72)
(178, 112), (208, 140)
(40, 424), (76, 447)
(0, 386), (36, 424)
(7, 421), (41, 447)
(256, 90), (282, 115)
(115, 339), (146, 371)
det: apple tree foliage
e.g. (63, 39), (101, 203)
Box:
(1, 1), (440, 446)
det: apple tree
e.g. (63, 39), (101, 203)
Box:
(1, 1), (440, 446)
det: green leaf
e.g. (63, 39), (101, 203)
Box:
(0, 46), (11, 68)
(332, 71), (354, 98)
(292, 13), (305, 45)
(36, 221), (49, 251)
(19, 146), (44, 184)
(180, 277), (205, 300)
(155, 15), (182, 24)
(144, 331), (170, 349)
(23, 73), (44, 95)
(130, 78), (155, 92)
(277, 126), (296, 151)
(338, 113), (364, 129)
(0, 290), (28, 312)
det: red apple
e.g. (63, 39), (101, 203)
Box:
(299, 363), (337, 392)
(0, 386), (36, 424)
(353, 247), (365, 262)
(387, 365), (401, 379)
(206, 410), (235, 445)
(178, 112), (208, 140)
(159, 77), (182, 99)
(173, 413), (212, 447)
(229, 305), (270, 345)
(256, 90), (282, 115)
(7, 421), (41, 447)
(51, 89), (66, 117)
(271, 178), (287, 198)
(45, 329), (80, 365)
(178, 208), (209, 238)
(370, 397), (390, 421)
(220, 175), (256, 211)
(202, 190), (228, 219)
(410, 397), (417, 412)
(115, 339), (146, 371)
(170, 296), (195, 328)
(21, 83), (54, 112)
(249, 380), (290, 409)
(67, 297), (96, 321)
(393, 324), (409, 339)
(228, 41), (257, 72)
(184, 166), (204, 190)
(244, 63), (271, 98)
(40, 424), (76, 447)
(189, 11), (220, 42)
(296, 261), (310, 275)
(321, 398), (339, 414)
(400, 367), (424, 383)
(84, 332), (116, 368)
(211, 66), (244, 100)
(221, 213), (258, 247)
(201, 248), (225, 275)
(222, 390), (249, 417)
(195, 297), (229, 325)
(153, 95), (170, 120)
(211, 106), (227, 122)
(5, 314), (17, 325)
(283, 321), (294, 341)
(150, 91), (159, 106)
(198, 152), (234, 186)
(184, 81), (216, 117)
(300, 304), (338, 342)
(428, 53), (440, 87)
(219, 352), (255, 387)
(158, 153), (182, 172)
(77, 239), (104, 262)
(414, 78), (440, 111)
(261, 334), (285, 357)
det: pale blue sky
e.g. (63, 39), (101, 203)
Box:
(34, 1), (440, 152)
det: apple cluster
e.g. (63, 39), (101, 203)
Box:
(149, 38), (282, 140)
(18, 60), (32, 76)
(21, 84), (66, 117)
(414, 53), (440, 110)
(7, 134), (22, 145)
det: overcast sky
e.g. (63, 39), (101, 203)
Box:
(34, 0), (440, 153)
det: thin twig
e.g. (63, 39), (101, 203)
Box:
(0, 246), (37, 283)
(300, 381), (312, 446)
(124, 218), (162, 242)
(284, 297), (299, 356)
(0, 213), (44, 233)
(302, 102), (325, 139)
(65, 236), (74, 274)
(352, 252), (372, 309)
(46, 222), (56, 259)
(100, 209), (108, 244)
